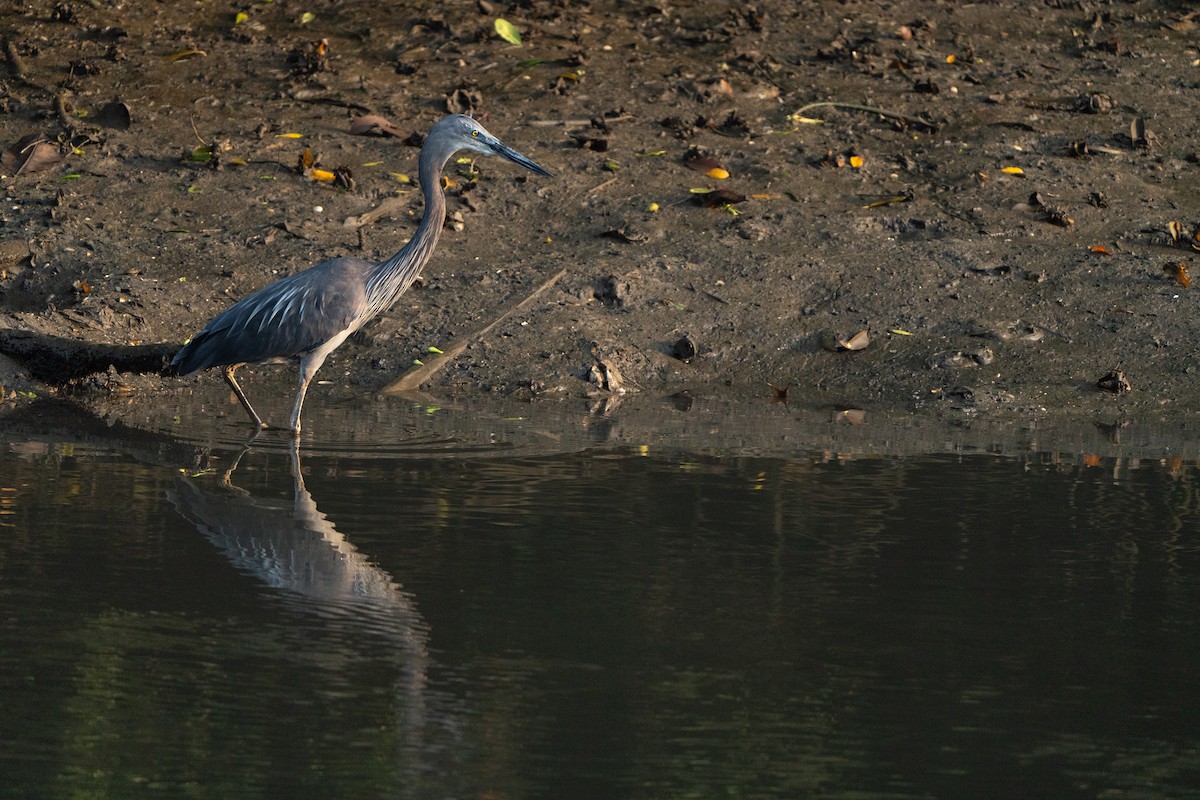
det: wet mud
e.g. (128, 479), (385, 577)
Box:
(2, 0), (1199, 431)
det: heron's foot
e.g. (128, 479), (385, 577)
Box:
(259, 423), (299, 433)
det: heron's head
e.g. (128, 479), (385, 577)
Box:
(431, 114), (552, 177)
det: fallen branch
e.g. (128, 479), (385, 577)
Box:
(792, 101), (938, 131)
(379, 268), (566, 395)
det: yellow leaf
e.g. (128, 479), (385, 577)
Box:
(234, 11), (248, 24)
(388, 172), (411, 183)
(849, 155), (864, 168)
(495, 18), (522, 45)
(945, 54), (956, 64)
(1000, 166), (1024, 175)
(647, 202), (660, 212)
(705, 167), (730, 179)
(791, 115), (825, 125)
(275, 132), (303, 139)
(427, 346), (444, 354)
(310, 168), (335, 181)
(361, 161), (382, 167)
(299, 11), (316, 25)
(889, 328), (913, 336)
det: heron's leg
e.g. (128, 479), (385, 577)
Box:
(222, 364), (268, 429)
(288, 331), (352, 434)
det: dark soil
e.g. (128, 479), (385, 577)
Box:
(2, 0), (1199, 432)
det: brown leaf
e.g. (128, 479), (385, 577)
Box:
(349, 114), (404, 137)
(1164, 262), (1191, 288)
(1097, 370), (1131, 394)
(1, 134), (63, 175)
(693, 187), (746, 208)
(1130, 116), (1150, 148)
(683, 147), (729, 178)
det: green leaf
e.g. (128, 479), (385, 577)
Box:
(494, 18), (522, 46)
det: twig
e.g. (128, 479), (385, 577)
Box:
(341, 196), (411, 229)
(586, 177), (618, 194)
(528, 115), (634, 127)
(792, 101), (938, 131)
(379, 268), (567, 395)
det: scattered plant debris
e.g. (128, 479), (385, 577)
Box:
(1097, 370), (1131, 394)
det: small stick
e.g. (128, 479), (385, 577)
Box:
(792, 101), (938, 131)
(586, 177), (618, 194)
(379, 268), (567, 395)
(528, 115), (635, 127)
(342, 196), (411, 229)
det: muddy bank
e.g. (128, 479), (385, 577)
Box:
(1, 0), (1198, 431)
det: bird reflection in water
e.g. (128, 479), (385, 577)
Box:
(168, 444), (453, 792)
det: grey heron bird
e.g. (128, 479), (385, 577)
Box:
(171, 114), (551, 433)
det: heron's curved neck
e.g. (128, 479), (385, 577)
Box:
(366, 144), (451, 313)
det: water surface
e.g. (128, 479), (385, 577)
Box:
(2, 399), (1199, 799)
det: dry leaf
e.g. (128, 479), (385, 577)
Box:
(1000, 166), (1024, 175)
(350, 114), (404, 137)
(1089, 244), (1112, 255)
(684, 149), (729, 179)
(1165, 262), (1191, 288)
(837, 330), (870, 351)
(1, 134), (63, 175)
(693, 187), (746, 207)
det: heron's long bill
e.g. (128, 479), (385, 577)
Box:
(491, 140), (552, 177)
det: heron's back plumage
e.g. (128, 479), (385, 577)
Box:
(171, 257), (372, 376)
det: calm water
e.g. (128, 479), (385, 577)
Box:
(2, 399), (1200, 799)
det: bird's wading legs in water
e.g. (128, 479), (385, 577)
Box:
(170, 114), (551, 435)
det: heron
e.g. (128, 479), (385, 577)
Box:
(170, 114), (551, 434)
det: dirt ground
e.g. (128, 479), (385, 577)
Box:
(1, 0), (1199, 432)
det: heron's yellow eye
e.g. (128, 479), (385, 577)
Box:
(471, 130), (479, 137)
